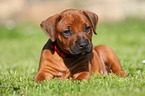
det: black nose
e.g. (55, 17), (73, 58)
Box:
(76, 40), (89, 49)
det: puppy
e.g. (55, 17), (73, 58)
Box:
(34, 9), (127, 82)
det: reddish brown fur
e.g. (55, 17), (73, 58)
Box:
(34, 9), (127, 82)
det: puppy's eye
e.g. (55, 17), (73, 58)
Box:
(62, 26), (72, 36)
(62, 30), (72, 36)
(85, 26), (91, 33)
(84, 24), (91, 33)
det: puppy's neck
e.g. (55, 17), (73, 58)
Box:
(50, 41), (70, 58)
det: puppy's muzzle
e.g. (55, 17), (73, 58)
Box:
(70, 39), (92, 55)
(76, 40), (89, 49)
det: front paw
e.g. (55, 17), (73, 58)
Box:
(73, 72), (90, 81)
(34, 72), (54, 82)
(34, 72), (45, 82)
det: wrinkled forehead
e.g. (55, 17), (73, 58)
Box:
(57, 12), (90, 31)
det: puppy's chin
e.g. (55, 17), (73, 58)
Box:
(78, 51), (92, 56)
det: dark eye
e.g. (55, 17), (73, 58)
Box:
(84, 24), (91, 33)
(62, 26), (72, 36)
(85, 26), (91, 33)
(62, 30), (72, 36)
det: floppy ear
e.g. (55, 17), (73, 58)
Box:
(40, 14), (61, 42)
(81, 10), (99, 35)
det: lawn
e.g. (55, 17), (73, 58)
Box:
(0, 19), (145, 96)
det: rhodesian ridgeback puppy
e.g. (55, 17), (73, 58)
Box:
(34, 9), (127, 82)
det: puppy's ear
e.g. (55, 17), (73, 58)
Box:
(40, 14), (61, 42)
(81, 10), (98, 35)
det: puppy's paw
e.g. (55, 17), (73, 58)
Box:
(34, 72), (45, 82)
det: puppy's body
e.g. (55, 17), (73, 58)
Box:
(34, 9), (127, 82)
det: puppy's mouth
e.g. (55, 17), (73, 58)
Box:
(70, 43), (93, 56)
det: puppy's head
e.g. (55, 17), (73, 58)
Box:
(40, 9), (98, 56)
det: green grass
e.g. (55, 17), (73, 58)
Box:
(0, 19), (145, 96)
